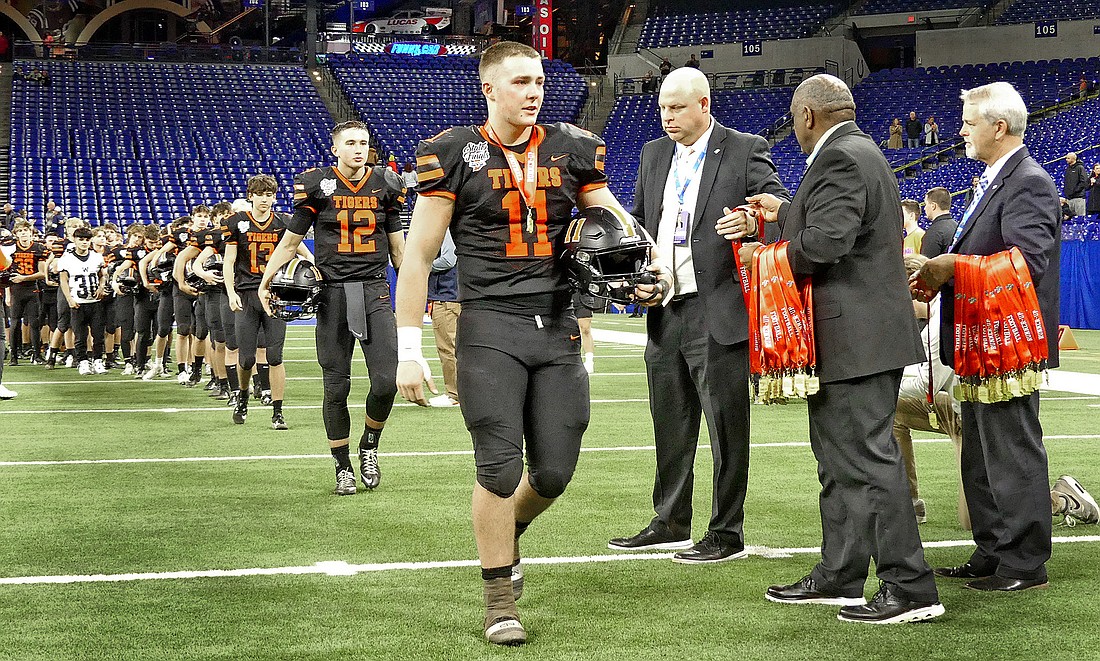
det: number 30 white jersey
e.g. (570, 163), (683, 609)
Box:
(58, 250), (105, 304)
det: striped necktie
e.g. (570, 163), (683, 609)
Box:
(951, 172), (990, 249)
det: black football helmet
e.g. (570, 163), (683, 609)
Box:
(268, 258), (323, 321)
(562, 205), (654, 309)
(184, 254), (223, 292)
(115, 266), (141, 295)
(150, 252), (174, 285)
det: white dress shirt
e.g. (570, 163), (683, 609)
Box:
(805, 120), (854, 169)
(656, 118), (716, 300)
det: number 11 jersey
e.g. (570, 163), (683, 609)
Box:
(415, 122), (607, 312)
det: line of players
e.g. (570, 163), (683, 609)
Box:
(1, 178), (310, 431)
(3, 122), (407, 496)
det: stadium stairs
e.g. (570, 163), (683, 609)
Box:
(0, 63), (10, 205)
(309, 64), (359, 124)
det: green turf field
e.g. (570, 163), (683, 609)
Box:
(1, 320), (1098, 660)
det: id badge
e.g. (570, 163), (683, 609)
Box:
(674, 211), (689, 245)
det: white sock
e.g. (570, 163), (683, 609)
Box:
(583, 352), (594, 375)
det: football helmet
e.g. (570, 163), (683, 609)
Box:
(562, 205), (655, 309)
(184, 254), (223, 292)
(115, 266), (141, 295)
(150, 252), (174, 285)
(268, 258), (323, 321)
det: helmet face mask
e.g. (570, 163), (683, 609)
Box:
(184, 254), (223, 293)
(116, 266), (140, 295)
(269, 258), (323, 321)
(563, 205), (654, 309)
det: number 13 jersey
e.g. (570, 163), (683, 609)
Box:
(289, 165), (406, 283)
(415, 122), (608, 312)
(222, 210), (289, 291)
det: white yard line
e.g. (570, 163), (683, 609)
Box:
(3, 536), (1098, 586)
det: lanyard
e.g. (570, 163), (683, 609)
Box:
(484, 123), (543, 233)
(672, 147), (707, 209)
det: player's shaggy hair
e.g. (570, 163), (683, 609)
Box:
(246, 174), (278, 197)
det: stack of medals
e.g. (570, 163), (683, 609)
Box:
(733, 237), (819, 404)
(952, 246), (1048, 403)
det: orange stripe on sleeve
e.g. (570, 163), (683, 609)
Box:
(579, 182), (608, 194)
(420, 190), (456, 201)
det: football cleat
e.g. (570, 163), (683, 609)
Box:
(177, 369), (191, 385)
(78, 360), (93, 375)
(271, 412), (288, 430)
(1053, 475), (1099, 525)
(226, 392), (239, 408)
(484, 617), (527, 646)
(65, 354), (74, 368)
(260, 390), (273, 406)
(121, 362), (135, 376)
(142, 363), (164, 381)
(334, 469), (357, 496)
(7, 355), (17, 367)
(0, 384), (18, 400)
(93, 359), (108, 375)
(359, 447), (381, 490)
(232, 399), (248, 425)
(204, 376), (218, 391)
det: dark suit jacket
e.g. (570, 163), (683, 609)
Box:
(777, 122), (924, 383)
(939, 146), (1061, 369)
(920, 213), (957, 258)
(632, 120), (788, 345)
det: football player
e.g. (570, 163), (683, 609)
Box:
(393, 41), (662, 645)
(171, 206), (213, 386)
(193, 201), (234, 395)
(6, 220), (47, 366)
(139, 219), (187, 380)
(43, 218), (87, 368)
(224, 175), (310, 430)
(133, 225), (165, 377)
(259, 120), (406, 495)
(111, 225), (148, 374)
(57, 226), (108, 375)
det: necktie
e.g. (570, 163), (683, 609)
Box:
(951, 172), (990, 249)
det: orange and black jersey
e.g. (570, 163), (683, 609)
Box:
(223, 210), (289, 290)
(11, 241), (49, 283)
(415, 122), (607, 313)
(188, 227), (224, 254)
(289, 165), (405, 283)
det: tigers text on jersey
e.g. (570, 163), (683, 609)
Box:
(289, 165), (406, 283)
(11, 241), (48, 283)
(58, 249), (105, 304)
(415, 122), (607, 312)
(223, 210), (289, 290)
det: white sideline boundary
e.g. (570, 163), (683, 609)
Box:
(4, 435), (1100, 468)
(3, 535), (1099, 586)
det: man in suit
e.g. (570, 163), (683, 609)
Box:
(735, 75), (943, 623)
(608, 67), (788, 562)
(915, 82), (1061, 592)
(920, 187), (958, 258)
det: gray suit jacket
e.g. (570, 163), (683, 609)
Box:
(777, 122), (924, 383)
(631, 120), (788, 345)
(939, 146), (1061, 369)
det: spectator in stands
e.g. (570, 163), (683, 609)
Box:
(964, 175), (981, 207)
(401, 161), (418, 208)
(1088, 163), (1100, 217)
(685, 54), (700, 69)
(1079, 74), (1089, 98)
(905, 111), (922, 148)
(887, 117), (903, 149)
(641, 71), (658, 94)
(901, 199), (924, 257)
(923, 116), (938, 146)
(921, 187), (957, 258)
(659, 58), (672, 78)
(1062, 152), (1087, 218)
(477, 20), (494, 36)
(44, 201), (66, 236)
(2, 203), (16, 231)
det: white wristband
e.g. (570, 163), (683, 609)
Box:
(397, 326), (424, 363)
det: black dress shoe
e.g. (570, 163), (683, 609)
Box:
(965, 575), (1049, 592)
(837, 583), (944, 624)
(672, 531), (748, 564)
(933, 561), (997, 579)
(765, 574), (866, 606)
(608, 526), (692, 551)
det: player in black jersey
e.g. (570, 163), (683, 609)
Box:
(171, 206), (213, 386)
(259, 120), (406, 496)
(111, 226), (147, 374)
(394, 41), (667, 646)
(7, 221), (47, 365)
(224, 175), (310, 430)
(191, 201), (234, 397)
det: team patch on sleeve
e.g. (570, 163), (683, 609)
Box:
(595, 145), (606, 172)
